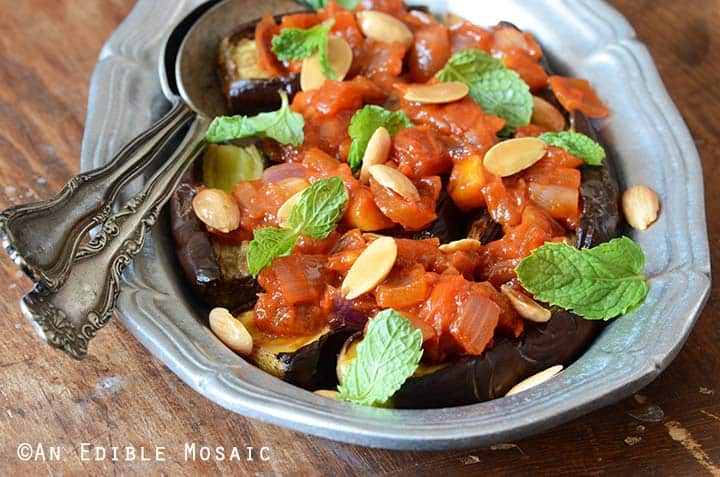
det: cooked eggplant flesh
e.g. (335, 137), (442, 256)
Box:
(218, 16), (300, 116)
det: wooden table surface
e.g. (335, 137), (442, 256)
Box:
(0, 0), (718, 475)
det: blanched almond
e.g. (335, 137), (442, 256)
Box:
(192, 188), (240, 233)
(368, 164), (421, 201)
(505, 365), (563, 396)
(403, 82), (469, 104)
(622, 184), (660, 231)
(483, 137), (547, 177)
(300, 35), (353, 91)
(341, 236), (397, 300)
(314, 389), (338, 399)
(359, 127), (392, 184)
(209, 307), (253, 356)
(438, 238), (483, 253)
(276, 188), (307, 228)
(531, 96), (566, 132)
(501, 284), (551, 323)
(356, 10), (414, 47)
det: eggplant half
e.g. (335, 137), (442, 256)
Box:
(218, 15), (301, 116)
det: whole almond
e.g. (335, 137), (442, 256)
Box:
(276, 188), (307, 228)
(192, 188), (241, 233)
(209, 307), (253, 356)
(341, 236), (397, 300)
(622, 184), (660, 231)
(359, 127), (392, 183)
(531, 96), (566, 132)
(500, 284), (552, 323)
(438, 238), (483, 253)
(356, 11), (414, 47)
(403, 82), (469, 104)
(483, 137), (547, 177)
(300, 35), (353, 91)
(505, 365), (563, 396)
(368, 164), (421, 201)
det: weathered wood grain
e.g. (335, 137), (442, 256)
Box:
(0, 0), (718, 475)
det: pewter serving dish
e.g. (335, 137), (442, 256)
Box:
(81, 0), (710, 449)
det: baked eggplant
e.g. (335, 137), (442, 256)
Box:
(218, 15), (301, 116)
(170, 178), (260, 312)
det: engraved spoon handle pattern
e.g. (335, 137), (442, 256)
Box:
(21, 115), (209, 358)
(0, 99), (194, 290)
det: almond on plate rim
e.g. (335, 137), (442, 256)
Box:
(622, 184), (660, 231)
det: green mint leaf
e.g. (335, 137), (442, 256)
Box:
(271, 21), (337, 80)
(205, 91), (304, 146)
(347, 105), (413, 171)
(246, 227), (300, 277)
(246, 176), (348, 276)
(298, 0), (359, 10)
(289, 176), (349, 239)
(515, 237), (649, 320)
(338, 309), (423, 406)
(436, 49), (532, 129)
(539, 131), (606, 165)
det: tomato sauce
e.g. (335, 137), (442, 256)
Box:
(228, 2), (608, 361)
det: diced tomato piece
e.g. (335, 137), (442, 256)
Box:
(449, 292), (500, 355)
(514, 124), (548, 137)
(472, 281), (523, 337)
(408, 23), (451, 83)
(528, 183), (579, 221)
(294, 231), (340, 255)
(501, 49), (548, 92)
(375, 265), (430, 308)
(492, 26), (543, 60)
(279, 12), (320, 30)
(292, 77), (385, 119)
(255, 14), (286, 76)
(548, 76), (609, 118)
(343, 187), (395, 231)
(448, 155), (488, 211)
(482, 176), (527, 226)
(394, 237), (443, 272)
(391, 126), (452, 179)
(449, 21), (493, 52)
(260, 255), (329, 305)
(359, 40), (407, 89)
(523, 164), (582, 189)
(370, 175), (440, 231)
(356, 0), (408, 17)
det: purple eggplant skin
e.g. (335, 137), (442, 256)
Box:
(218, 15), (301, 116)
(170, 177), (260, 313)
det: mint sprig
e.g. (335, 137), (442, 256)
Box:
(436, 49), (532, 130)
(205, 91), (304, 146)
(271, 21), (336, 79)
(515, 237), (648, 320)
(539, 131), (606, 165)
(338, 309), (423, 407)
(246, 176), (348, 276)
(347, 105), (413, 171)
(299, 0), (360, 10)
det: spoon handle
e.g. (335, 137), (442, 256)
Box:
(0, 99), (194, 291)
(21, 115), (209, 358)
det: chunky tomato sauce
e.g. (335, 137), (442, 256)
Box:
(214, 0), (609, 363)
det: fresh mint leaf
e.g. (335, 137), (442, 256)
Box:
(271, 21), (337, 79)
(247, 227), (299, 277)
(436, 49), (533, 129)
(246, 176), (348, 276)
(298, 0), (360, 10)
(539, 131), (606, 165)
(338, 309), (423, 407)
(515, 237), (648, 320)
(205, 91), (304, 146)
(289, 176), (348, 239)
(347, 105), (413, 171)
